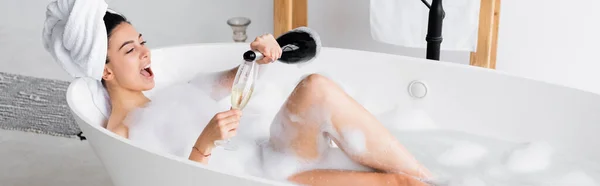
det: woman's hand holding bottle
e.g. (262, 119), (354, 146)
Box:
(250, 34), (282, 64)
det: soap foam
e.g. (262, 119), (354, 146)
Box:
(288, 114), (303, 123)
(125, 82), (223, 158)
(553, 170), (598, 186)
(376, 106), (438, 131)
(504, 141), (554, 173)
(311, 148), (373, 172)
(187, 70), (232, 100)
(339, 128), (367, 156)
(437, 140), (488, 167)
(208, 137), (265, 177)
(125, 74), (600, 186)
(267, 107), (298, 150)
(447, 175), (487, 186)
(259, 140), (314, 181)
(484, 165), (511, 180)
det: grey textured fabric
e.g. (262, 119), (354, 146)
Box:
(0, 72), (81, 139)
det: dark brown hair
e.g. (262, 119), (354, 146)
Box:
(101, 11), (130, 87)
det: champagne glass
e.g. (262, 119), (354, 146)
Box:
(214, 60), (259, 151)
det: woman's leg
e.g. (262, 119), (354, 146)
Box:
(289, 169), (429, 186)
(269, 74), (431, 179)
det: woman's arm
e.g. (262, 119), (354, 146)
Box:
(188, 131), (215, 165)
(218, 64), (270, 90)
(288, 170), (429, 186)
(187, 65), (238, 101)
(189, 64), (275, 102)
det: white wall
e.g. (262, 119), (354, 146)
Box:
(495, 0), (600, 94)
(0, 0), (273, 81)
(307, 0), (470, 64)
(2, 0), (600, 94)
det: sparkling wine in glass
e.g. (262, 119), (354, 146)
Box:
(214, 60), (259, 151)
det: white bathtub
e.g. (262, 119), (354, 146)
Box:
(66, 43), (600, 186)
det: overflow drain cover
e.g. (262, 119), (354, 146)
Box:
(408, 80), (427, 98)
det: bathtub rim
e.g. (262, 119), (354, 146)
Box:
(149, 42), (600, 98)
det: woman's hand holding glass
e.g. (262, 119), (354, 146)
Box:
(199, 109), (242, 151)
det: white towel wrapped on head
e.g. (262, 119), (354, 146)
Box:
(43, 0), (108, 80)
(42, 0), (112, 118)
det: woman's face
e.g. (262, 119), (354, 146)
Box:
(103, 22), (154, 91)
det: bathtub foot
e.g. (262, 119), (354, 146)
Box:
(76, 131), (87, 141)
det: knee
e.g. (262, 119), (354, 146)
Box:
(289, 73), (342, 105)
(299, 73), (334, 90)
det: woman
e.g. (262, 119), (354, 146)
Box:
(100, 11), (431, 186)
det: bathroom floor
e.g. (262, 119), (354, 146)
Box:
(0, 129), (113, 186)
(0, 57), (112, 185)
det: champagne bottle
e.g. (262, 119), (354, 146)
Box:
(243, 27), (321, 64)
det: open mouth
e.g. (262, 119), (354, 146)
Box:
(140, 64), (154, 78)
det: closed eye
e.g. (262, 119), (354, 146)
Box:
(125, 40), (147, 54)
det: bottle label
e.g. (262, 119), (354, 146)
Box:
(281, 44), (299, 52)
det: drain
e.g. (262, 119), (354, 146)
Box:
(408, 80), (428, 98)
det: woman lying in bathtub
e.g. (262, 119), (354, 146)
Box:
(101, 11), (431, 186)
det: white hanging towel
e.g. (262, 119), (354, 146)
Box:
(370, 0), (481, 52)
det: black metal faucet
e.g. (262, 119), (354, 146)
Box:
(422, 0), (445, 61)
